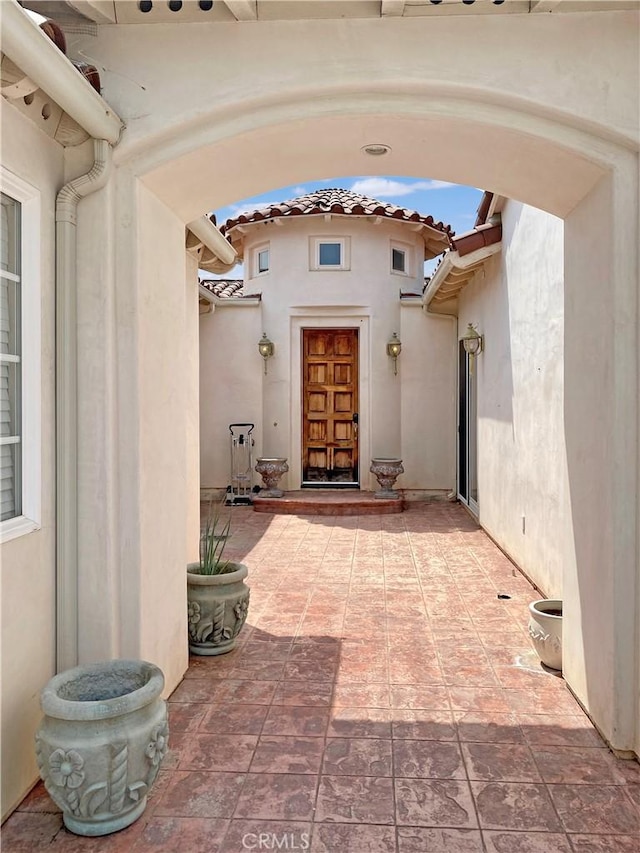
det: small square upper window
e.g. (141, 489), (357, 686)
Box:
(319, 242), (342, 266)
(392, 248), (406, 272)
(310, 236), (350, 270)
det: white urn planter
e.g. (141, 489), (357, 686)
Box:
(35, 660), (167, 837)
(528, 599), (563, 671)
(187, 562), (251, 656)
(370, 457), (404, 499)
(255, 457), (289, 497)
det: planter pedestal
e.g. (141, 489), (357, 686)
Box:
(35, 660), (167, 836)
(370, 458), (404, 499)
(255, 457), (289, 497)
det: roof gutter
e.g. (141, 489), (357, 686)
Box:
(187, 216), (238, 272)
(423, 240), (502, 310)
(423, 221), (503, 310)
(198, 283), (216, 315)
(1, 0), (123, 144)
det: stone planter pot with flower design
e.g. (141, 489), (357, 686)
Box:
(35, 659), (167, 837)
(187, 500), (251, 656)
(187, 562), (250, 656)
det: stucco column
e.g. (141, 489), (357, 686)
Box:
(563, 159), (639, 755)
(74, 168), (191, 693)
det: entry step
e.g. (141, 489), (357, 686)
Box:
(252, 490), (404, 516)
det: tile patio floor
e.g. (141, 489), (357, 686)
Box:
(4, 502), (639, 852)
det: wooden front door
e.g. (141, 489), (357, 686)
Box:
(302, 329), (359, 485)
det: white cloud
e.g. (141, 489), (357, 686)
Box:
(292, 186), (307, 196)
(349, 177), (456, 198)
(227, 202), (259, 217)
(200, 264), (244, 280)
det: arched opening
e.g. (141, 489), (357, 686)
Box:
(77, 83), (637, 757)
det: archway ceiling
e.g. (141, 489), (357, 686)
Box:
(27, 1), (640, 25)
(141, 111), (606, 225)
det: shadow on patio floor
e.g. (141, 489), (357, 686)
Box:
(6, 503), (639, 851)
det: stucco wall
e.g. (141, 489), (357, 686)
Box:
(185, 254), (200, 564)
(73, 12), (636, 222)
(458, 201), (566, 598)
(199, 302), (262, 491)
(563, 171), (639, 756)
(0, 107), (62, 819)
(200, 216), (455, 492)
(401, 305), (457, 493)
(135, 184), (191, 690)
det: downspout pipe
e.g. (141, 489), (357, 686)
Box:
(56, 138), (113, 672)
(1, 0), (124, 673)
(1, 0), (122, 144)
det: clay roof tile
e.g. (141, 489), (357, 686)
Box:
(200, 279), (247, 299)
(220, 188), (452, 236)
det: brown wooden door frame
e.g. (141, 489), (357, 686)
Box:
(302, 328), (359, 487)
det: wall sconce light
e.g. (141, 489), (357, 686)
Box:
(258, 333), (274, 374)
(386, 332), (402, 375)
(461, 323), (483, 356)
(461, 323), (483, 375)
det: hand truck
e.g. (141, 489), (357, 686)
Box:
(225, 423), (255, 505)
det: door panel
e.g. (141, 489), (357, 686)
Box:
(303, 329), (359, 485)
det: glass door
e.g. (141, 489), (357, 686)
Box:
(458, 340), (479, 514)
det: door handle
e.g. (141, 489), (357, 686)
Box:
(352, 412), (359, 437)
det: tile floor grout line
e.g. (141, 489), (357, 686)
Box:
(11, 503), (638, 851)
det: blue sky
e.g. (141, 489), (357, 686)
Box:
(208, 176), (484, 279)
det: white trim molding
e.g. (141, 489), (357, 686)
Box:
(0, 168), (42, 543)
(289, 311), (370, 489)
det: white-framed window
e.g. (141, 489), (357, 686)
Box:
(1, 171), (41, 542)
(310, 236), (351, 271)
(252, 242), (270, 277)
(391, 241), (411, 276)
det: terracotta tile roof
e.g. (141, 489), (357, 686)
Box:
(200, 279), (244, 298)
(454, 221), (502, 257)
(425, 220), (502, 308)
(40, 18), (102, 92)
(474, 191), (494, 227)
(220, 188), (453, 237)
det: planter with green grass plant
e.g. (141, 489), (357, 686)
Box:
(187, 501), (250, 656)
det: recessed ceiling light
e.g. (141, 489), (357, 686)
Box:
(361, 144), (392, 157)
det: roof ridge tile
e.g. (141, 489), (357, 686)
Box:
(219, 187), (453, 236)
